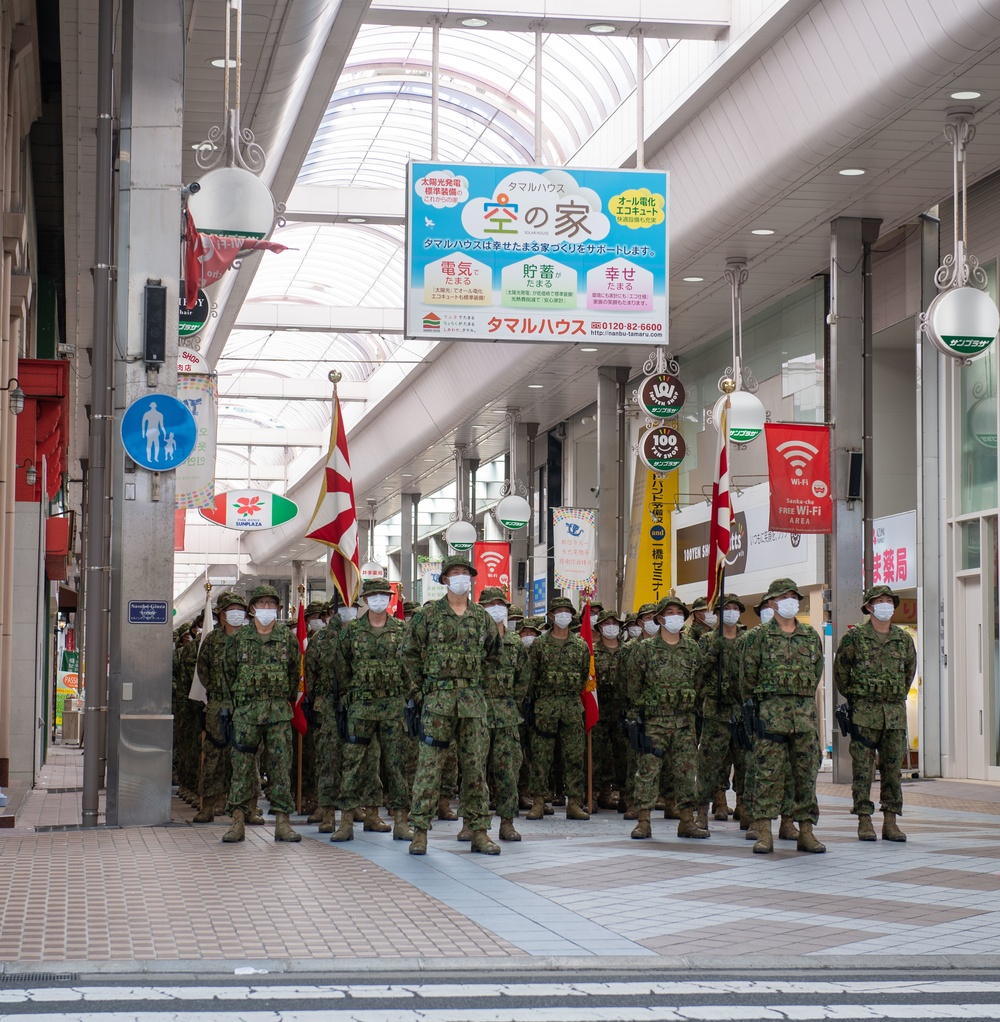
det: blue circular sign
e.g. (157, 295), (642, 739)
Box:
(120, 394), (197, 471)
(649, 524), (666, 542)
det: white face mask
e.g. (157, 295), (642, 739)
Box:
(662, 614), (686, 634)
(552, 611), (573, 629)
(701, 612), (718, 628)
(601, 623), (620, 639)
(338, 606), (357, 622)
(307, 617), (324, 632)
(485, 605), (508, 624)
(760, 606), (775, 624)
(628, 625), (643, 639)
(366, 595), (391, 614)
(870, 603), (894, 622)
(642, 619), (659, 636)
(722, 609), (741, 627)
(521, 634), (537, 648)
(254, 608), (277, 627)
(776, 598), (800, 620)
(224, 608), (246, 627)
(446, 574), (472, 595)
(590, 613), (599, 627)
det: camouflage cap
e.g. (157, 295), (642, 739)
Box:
(624, 612), (638, 624)
(656, 594), (690, 619)
(588, 601), (604, 613)
(248, 583), (280, 606)
(722, 592), (746, 613)
(361, 577), (393, 597)
(597, 608), (625, 626)
(764, 577), (804, 601)
(439, 554), (477, 579)
(519, 615), (546, 633)
(862, 583), (900, 613)
(215, 590), (247, 612)
(478, 586), (510, 606)
(403, 600), (420, 615)
(508, 604), (525, 620)
(636, 602), (658, 617)
(548, 596), (576, 614)
(753, 596), (769, 617)
(690, 596), (709, 613)
(305, 600), (327, 616)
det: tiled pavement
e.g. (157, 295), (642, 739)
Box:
(2, 745), (1000, 969)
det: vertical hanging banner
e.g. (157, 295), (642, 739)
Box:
(552, 507), (597, 592)
(765, 423), (832, 534)
(175, 373), (218, 509)
(473, 541), (511, 600)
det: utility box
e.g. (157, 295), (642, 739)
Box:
(62, 710), (82, 745)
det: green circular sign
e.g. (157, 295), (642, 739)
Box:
(639, 425), (686, 473)
(179, 287), (210, 338)
(639, 373), (685, 418)
(446, 520), (477, 551)
(927, 286), (999, 359)
(495, 494), (530, 530)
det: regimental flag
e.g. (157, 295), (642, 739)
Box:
(579, 596), (599, 733)
(291, 602), (308, 736)
(305, 391), (361, 607)
(707, 395), (732, 611)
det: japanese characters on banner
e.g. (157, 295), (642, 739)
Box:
(552, 507), (597, 592)
(419, 561), (448, 603)
(473, 541), (511, 600)
(764, 423), (832, 534)
(872, 510), (915, 587)
(623, 460), (676, 611)
(175, 374), (218, 509)
(406, 162), (668, 345)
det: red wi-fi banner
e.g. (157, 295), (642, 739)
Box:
(473, 541), (511, 600)
(765, 423), (832, 534)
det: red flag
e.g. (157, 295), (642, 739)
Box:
(579, 596), (599, 733)
(290, 602), (308, 736)
(765, 422), (833, 534)
(707, 396), (732, 610)
(305, 391), (361, 607)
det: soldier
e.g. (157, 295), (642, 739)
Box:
(625, 595), (709, 840)
(303, 602), (342, 832)
(833, 583), (915, 842)
(592, 609), (627, 810)
(401, 555), (501, 856)
(741, 577), (825, 854)
(618, 602), (659, 819)
(507, 604), (525, 632)
(524, 596), (592, 822)
(220, 584), (302, 844)
(687, 596), (717, 642)
(516, 615), (544, 810)
(329, 578), (414, 842)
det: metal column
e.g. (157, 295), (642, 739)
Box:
(400, 492), (419, 598)
(597, 367), (630, 607)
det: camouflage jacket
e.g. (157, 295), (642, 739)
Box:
(625, 633), (706, 715)
(303, 619), (341, 708)
(833, 620), (915, 729)
(222, 622), (300, 717)
(741, 619), (823, 698)
(334, 615), (407, 701)
(483, 629), (528, 727)
(593, 642), (625, 716)
(399, 596), (500, 694)
(196, 625), (232, 705)
(525, 632), (590, 700)
(698, 628), (746, 718)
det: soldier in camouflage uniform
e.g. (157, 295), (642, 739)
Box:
(172, 626), (200, 803)
(523, 596), (592, 822)
(220, 584), (302, 843)
(592, 609), (627, 810)
(303, 604), (342, 831)
(516, 615), (544, 810)
(833, 583), (915, 842)
(617, 602), (659, 819)
(625, 595), (709, 840)
(328, 578), (414, 842)
(401, 555), (502, 855)
(741, 577), (825, 854)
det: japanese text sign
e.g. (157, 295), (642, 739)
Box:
(765, 423), (832, 534)
(552, 507), (597, 592)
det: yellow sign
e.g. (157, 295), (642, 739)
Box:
(623, 459), (678, 611)
(609, 188), (666, 230)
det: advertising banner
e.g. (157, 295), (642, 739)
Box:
(872, 510), (916, 587)
(419, 561), (448, 603)
(473, 541), (511, 600)
(406, 162), (668, 345)
(198, 489), (298, 531)
(552, 508), (597, 592)
(765, 422), (832, 534)
(175, 373), (218, 509)
(624, 461), (677, 610)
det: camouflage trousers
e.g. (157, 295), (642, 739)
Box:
(227, 713), (294, 815)
(486, 724), (522, 819)
(528, 696), (586, 801)
(634, 714), (699, 812)
(410, 711), (490, 831)
(851, 724), (907, 816)
(338, 706), (415, 811)
(743, 743), (793, 819)
(592, 716), (629, 793)
(696, 714), (747, 806)
(197, 699), (231, 805)
(313, 714), (343, 808)
(752, 730), (821, 823)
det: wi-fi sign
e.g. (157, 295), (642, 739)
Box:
(776, 439), (819, 477)
(480, 551), (506, 571)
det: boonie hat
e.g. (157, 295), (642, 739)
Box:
(656, 594), (690, 619)
(361, 578), (393, 597)
(764, 577), (804, 601)
(548, 596), (576, 614)
(439, 554), (477, 580)
(478, 586), (510, 606)
(862, 584), (900, 613)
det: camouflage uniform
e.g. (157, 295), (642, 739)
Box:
(304, 616), (343, 811)
(592, 614), (628, 802)
(172, 632), (200, 795)
(833, 589), (915, 818)
(697, 623), (747, 808)
(617, 603), (658, 811)
(483, 627), (528, 820)
(196, 618), (236, 810)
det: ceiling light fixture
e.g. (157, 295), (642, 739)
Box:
(838, 167), (866, 176)
(210, 58), (238, 68)
(527, 383), (544, 389)
(682, 276), (704, 282)
(459, 17), (490, 27)
(587, 23), (617, 34)
(580, 346), (598, 352)
(751, 228), (775, 236)
(346, 217), (367, 224)
(950, 90), (981, 100)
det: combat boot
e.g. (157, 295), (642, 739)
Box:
(221, 809), (245, 843)
(745, 823), (758, 840)
(436, 797), (458, 821)
(752, 818), (773, 854)
(364, 806), (391, 833)
(273, 812), (302, 842)
(882, 811), (906, 842)
(525, 796), (545, 820)
(543, 802), (554, 815)
(740, 808), (752, 831)
(307, 805), (325, 824)
(623, 800), (638, 820)
(519, 793), (533, 811)
(318, 807), (336, 833)
(392, 809), (413, 841)
(353, 807), (367, 822)
(695, 804), (709, 831)
(778, 815), (800, 841)
(857, 814), (877, 841)
(677, 808), (710, 839)
(471, 829), (501, 854)
(330, 811), (355, 842)
(733, 797), (745, 823)
(597, 787), (619, 810)
(566, 799), (590, 821)
(246, 805), (265, 826)
(192, 805), (214, 824)
(551, 792), (566, 807)
(499, 817), (521, 841)
(630, 808), (651, 839)
(456, 820), (473, 841)
(796, 821), (826, 853)
(409, 828), (428, 855)
(663, 799), (680, 820)
(712, 790), (731, 821)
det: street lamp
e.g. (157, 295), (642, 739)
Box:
(19, 458), (36, 487)
(1, 377), (24, 415)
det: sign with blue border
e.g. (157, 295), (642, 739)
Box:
(120, 394), (196, 471)
(128, 600), (168, 624)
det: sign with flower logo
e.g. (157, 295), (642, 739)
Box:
(198, 489), (299, 530)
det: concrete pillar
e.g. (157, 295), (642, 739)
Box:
(400, 492), (419, 598)
(597, 367), (630, 608)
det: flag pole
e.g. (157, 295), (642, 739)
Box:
(296, 582), (305, 816)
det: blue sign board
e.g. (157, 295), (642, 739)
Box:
(532, 576), (547, 615)
(128, 600), (168, 624)
(406, 162), (668, 345)
(120, 394), (196, 471)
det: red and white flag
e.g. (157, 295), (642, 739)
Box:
(291, 601), (308, 736)
(707, 396), (732, 611)
(305, 391), (361, 608)
(579, 596), (600, 733)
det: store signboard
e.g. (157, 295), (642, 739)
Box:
(872, 510), (916, 587)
